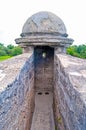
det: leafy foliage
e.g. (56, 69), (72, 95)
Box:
(66, 44), (86, 59)
(0, 43), (22, 56)
(0, 43), (86, 59)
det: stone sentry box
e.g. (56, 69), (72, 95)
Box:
(15, 11), (74, 130)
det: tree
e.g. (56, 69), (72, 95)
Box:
(7, 44), (14, 49)
(10, 46), (22, 56)
(0, 43), (7, 56)
(0, 43), (22, 56)
(0, 50), (7, 56)
(66, 44), (86, 59)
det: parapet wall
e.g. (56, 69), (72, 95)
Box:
(54, 54), (86, 130)
(0, 52), (86, 130)
(0, 53), (35, 130)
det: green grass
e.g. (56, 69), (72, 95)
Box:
(0, 56), (12, 61)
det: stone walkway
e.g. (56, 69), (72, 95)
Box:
(30, 91), (55, 130)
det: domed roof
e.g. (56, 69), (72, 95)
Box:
(21, 11), (67, 37)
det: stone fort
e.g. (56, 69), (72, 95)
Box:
(0, 11), (86, 130)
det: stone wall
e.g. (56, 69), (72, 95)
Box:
(54, 54), (86, 130)
(0, 54), (35, 130)
(0, 50), (86, 130)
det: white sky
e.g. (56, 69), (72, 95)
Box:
(0, 0), (86, 45)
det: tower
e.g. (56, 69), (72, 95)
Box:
(15, 11), (73, 130)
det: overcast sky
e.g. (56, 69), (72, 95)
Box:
(0, 0), (86, 45)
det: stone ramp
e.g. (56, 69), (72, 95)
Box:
(30, 91), (55, 130)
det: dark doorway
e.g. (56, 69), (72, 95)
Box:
(34, 46), (54, 92)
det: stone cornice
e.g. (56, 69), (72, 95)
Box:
(15, 35), (74, 47)
(21, 32), (68, 37)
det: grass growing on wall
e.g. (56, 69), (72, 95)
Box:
(0, 56), (12, 61)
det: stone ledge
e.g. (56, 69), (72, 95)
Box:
(56, 54), (86, 105)
(15, 36), (73, 47)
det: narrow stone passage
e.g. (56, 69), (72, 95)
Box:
(30, 91), (55, 130)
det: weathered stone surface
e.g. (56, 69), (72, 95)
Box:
(54, 54), (86, 130)
(15, 11), (74, 52)
(30, 46), (55, 130)
(0, 50), (86, 130)
(0, 53), (31, 92)
(1, 11), (86, 130)
(31, 91), (55, 130)
(22, 11), (67, 36)
(15, 36), (73, 46)
(0, 53), (35, 130)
